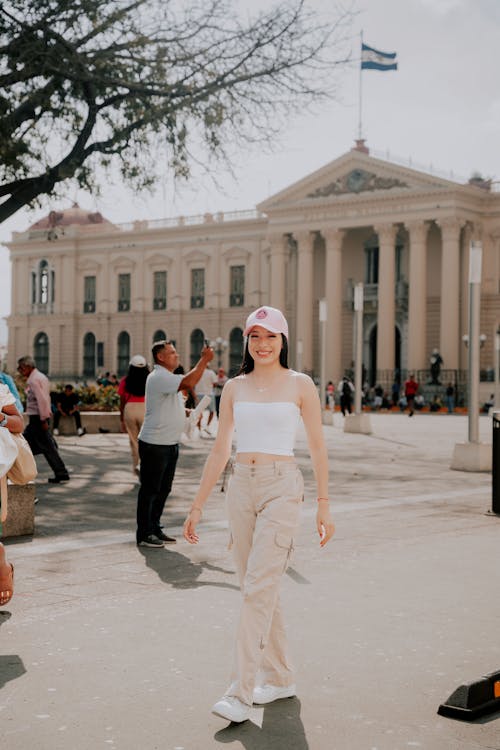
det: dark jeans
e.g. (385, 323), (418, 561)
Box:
(24, 415), (68, 478)
(136, 440), (179, 543)
(340, 396), (352, 416)
(53, 410), (82, 430)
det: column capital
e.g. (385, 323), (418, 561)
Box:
(405, 220), (430, 243)
(266, 232), (288, 251)
(320, 227), (345, 250)
(293, 229), (315, 253)
(437, 216), (466, 241)
(373, 223), (398, 245)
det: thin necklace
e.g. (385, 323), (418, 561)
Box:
(250, 371), (284, 393)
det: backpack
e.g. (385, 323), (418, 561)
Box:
(342, 379), (351, 397)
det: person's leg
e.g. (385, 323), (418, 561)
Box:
(73, 410), (82, 430)
(53, 411), (61, 429)
(151, 444), (179, 534)
(124, 402), (144, 473)
(0, 542), (14, 606)
(29, 417), (69, 478)
(137, 440), (166, 543)
(226, 464), (302, 706)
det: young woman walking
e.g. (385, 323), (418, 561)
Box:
(183, 306), (335, 723)
(118, 355), (150, 477)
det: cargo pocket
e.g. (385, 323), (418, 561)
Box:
(275, 531), (294, 573)
(227, 531), (233, 551)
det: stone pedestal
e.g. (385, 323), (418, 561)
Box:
(53, 411), (121, 435)
(1, 483), (36, 538)
(322, 410), (334, 425)
(450, 442), (491, 472)
(344, 413), (372, 434)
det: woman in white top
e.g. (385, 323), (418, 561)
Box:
(183, 306), (334, 723)
(0, 383), (25, 606)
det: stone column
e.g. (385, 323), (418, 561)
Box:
(375, 224), (398, 374)
(438, 218), (464, 370)
(406, 221), (430, 371)
(322, 228), (345, 383)
(294, 230), (315, 373)
(268, 233), (287, 311)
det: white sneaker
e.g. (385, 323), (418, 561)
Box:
(252, 683), (296, 705)
(77, 427), (86, 436)
(212, 696), (250, 723)
(53, 428), (59, 436)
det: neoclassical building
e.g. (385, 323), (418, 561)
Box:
(6, 142), (500, 389)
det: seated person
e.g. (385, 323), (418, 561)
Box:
(429, 395), (442, 412)
(414, 394), (425, 411)
(53, 385), (85, 436)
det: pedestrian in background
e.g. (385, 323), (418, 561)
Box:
(195, 365), (217, 436)
(136, 340), (213, 548)
(213, 367), (229, 418)
(53, 384), (85, 436)
(0, 371), (23, 415)
(17, 356), (70, 483)
(338, 374), (354, 416)
(445, 383), (455, 414)
(183, 305), (335, 724)
(404, 373), (419, 417)
(118, 355), (150, 477)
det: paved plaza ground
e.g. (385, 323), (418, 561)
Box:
(1, 412), (499, 750)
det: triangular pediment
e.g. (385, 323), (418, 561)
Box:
(257, 149), (464, 212)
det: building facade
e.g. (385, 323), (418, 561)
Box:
(6, 144), (500, 390)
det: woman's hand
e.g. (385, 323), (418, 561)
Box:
(183, 507), (202, 544)
(316, 501), (335, 548)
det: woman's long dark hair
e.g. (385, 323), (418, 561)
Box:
(124, 364), (150, 396)
(237, 334), (289, 374)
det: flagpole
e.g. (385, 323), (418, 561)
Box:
(358, 30), (363, 140)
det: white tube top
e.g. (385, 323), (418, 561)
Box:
(233, 401), (301, 456)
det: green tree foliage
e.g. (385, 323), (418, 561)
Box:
(0, 0), (352, 224)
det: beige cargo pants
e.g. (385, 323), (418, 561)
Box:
(225, 461), (304, 706)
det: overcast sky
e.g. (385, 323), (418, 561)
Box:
(1, 0), (498, 343)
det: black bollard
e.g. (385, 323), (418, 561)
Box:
(493, 412), (500, 515)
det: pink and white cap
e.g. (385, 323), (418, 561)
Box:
(243, 306), (289, 339)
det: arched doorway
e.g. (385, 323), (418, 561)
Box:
(83, 332), (96, 377)
(190, 328), (204, 368)
(229, 327), (244, 376)
(368, 325), (401, 385)
(34, 332), (49, 373)
(153, 329), (166, 343)
(117, 331), (130, 376)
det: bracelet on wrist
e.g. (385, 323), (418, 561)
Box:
(317, 497), (329, 502)
(189, 506), (202, 515)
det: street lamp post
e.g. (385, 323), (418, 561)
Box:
(211, 337), (228, 368)
(344, 282), (372, 434)
(451, 240), (491, 471)
(495, 327), (500, 413)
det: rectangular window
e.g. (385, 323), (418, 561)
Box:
(153, 271), (167, 310)
(229, 265), (245, 307)
(31, 272), (36, 305)
(83, 275), (96, 313)
(190, 268), (205, 309)
(118, 273), (131, 312)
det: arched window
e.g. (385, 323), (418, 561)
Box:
(32, 259), (55, 310)
(83, 333), (96, 377)
(117, 331), (130, 376)
(39, 260), (49, 304)
(34, 332), (49, 374)
(190, 328), (205, 368)
(153, 329), (166, 343)
(229, 327), (243, 376)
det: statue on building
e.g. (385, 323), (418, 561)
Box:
(429, 349), (443, 385)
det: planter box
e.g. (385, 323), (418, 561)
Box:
(54, 411), (122, 435)
(1, 483), (36, 539)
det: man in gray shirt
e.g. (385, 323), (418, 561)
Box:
(136, 340), (214, 547)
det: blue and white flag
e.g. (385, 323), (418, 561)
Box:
(361, 42), (397, 71)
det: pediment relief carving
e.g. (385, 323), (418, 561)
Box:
(110, 254), (136, 269)
(146, 253), (173, 267)
(307, 169), (409, 199)
(182, 248), (210, 262)
(221, 245), (250, 260)
(77, 258), (102, 272)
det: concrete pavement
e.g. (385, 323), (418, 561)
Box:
(1, 412), (499, 750)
